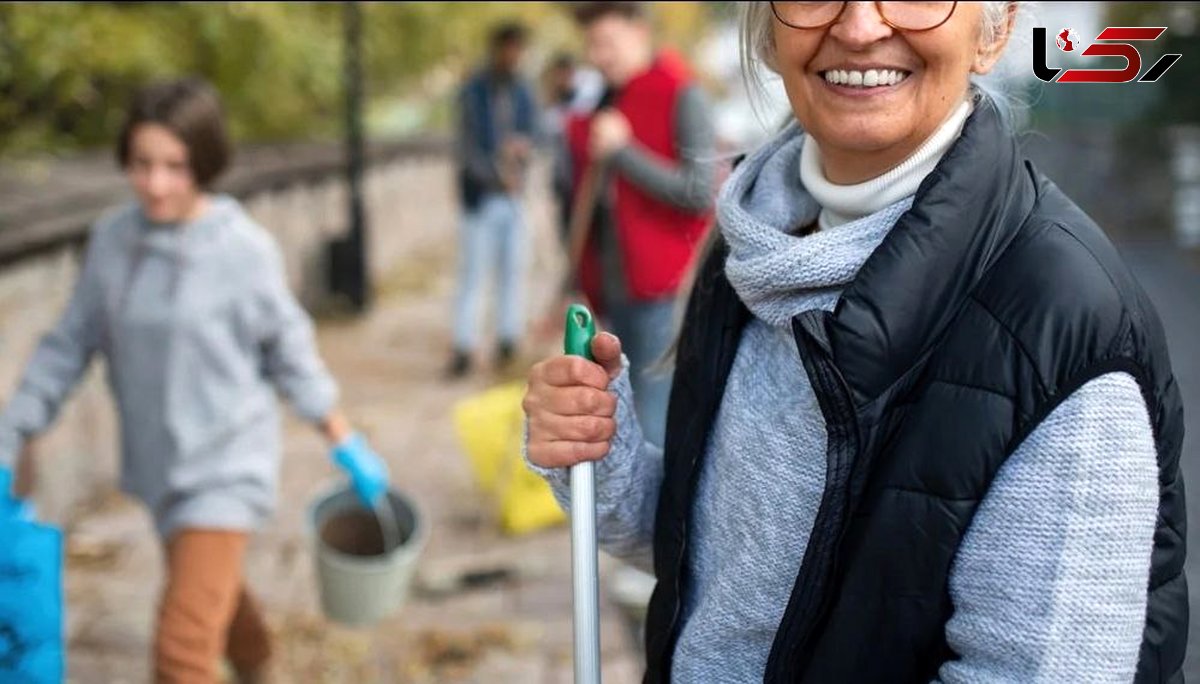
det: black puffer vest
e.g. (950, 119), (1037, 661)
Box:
(643, 99), (1188, 683)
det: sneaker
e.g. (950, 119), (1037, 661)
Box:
(445, 350), (471, 379)
(496, 340), (518, 368)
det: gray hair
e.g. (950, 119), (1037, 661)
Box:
(739, 2), (1026, 125)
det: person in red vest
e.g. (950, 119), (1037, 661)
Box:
(566, 1), (717, 448)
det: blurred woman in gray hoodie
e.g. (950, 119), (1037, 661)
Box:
(0, 78), (387, 684)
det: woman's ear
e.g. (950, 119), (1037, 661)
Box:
(972, 2), (1018, 75)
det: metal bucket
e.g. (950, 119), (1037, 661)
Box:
(309, 486), (427, 626)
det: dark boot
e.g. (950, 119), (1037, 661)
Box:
(445, 350), (471, 379)
(496, 340), (518, 369)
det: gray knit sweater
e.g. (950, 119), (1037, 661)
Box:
(529, 123), (1159, 682)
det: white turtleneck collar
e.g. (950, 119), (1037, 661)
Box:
(800, 99), (973, 231)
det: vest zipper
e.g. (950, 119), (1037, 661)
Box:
(764, 310), (862, 681)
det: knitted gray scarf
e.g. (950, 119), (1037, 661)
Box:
(717, 123), (913, 326)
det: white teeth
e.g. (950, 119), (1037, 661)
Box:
(824, 68), (909, 88)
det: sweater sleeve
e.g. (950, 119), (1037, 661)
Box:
(0, 234), (105, 468)
(254, 237), (339, 423)
(609, 85), (717, 214)
(936, 372), (1158, 684)
(524, 360), (664, 573)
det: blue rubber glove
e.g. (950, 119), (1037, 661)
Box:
(331, 433), (389, 508)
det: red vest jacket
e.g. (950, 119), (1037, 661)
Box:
(566, 51), (712, 306)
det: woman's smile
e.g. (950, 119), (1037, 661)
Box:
(816, 64), (913, 98)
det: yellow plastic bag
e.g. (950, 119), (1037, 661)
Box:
(452, 382), (567, 535)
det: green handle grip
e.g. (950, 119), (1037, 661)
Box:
(564, 304), (596, 361)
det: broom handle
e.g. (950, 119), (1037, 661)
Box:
(565, 163), (601, 293)
(564, 304), (601, 684)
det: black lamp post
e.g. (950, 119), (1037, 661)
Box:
(337, 0), (370, 311)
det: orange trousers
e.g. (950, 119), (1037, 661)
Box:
(154, 529), (273, 683)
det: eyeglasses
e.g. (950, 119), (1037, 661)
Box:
(770, 2), (958, 32)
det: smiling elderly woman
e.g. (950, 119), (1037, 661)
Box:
(523, 2), (1187, 682)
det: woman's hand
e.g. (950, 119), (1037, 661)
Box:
(321, 410), (354, 446)
(524, 332), (625, 469)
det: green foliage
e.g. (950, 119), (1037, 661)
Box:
(0, 2), (347, 154)
(0, 2), (715, 157)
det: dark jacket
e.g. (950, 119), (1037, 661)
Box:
(457, 68), (538, 211)
(643, 98), (1188, 683)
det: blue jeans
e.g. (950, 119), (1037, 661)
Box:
(608, 296), (677, 449)
(453, 193), (525, 352)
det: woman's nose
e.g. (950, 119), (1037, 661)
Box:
(828, 1), (894, 48)
(146, 168), (172, 196)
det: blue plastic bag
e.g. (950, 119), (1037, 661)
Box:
(0, 469), (64, 683)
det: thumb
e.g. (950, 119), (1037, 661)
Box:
(591, 332), (624, 379)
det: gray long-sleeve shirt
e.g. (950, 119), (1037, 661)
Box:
(0, 196), (337, 537)
(608, 85), (717, 215)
